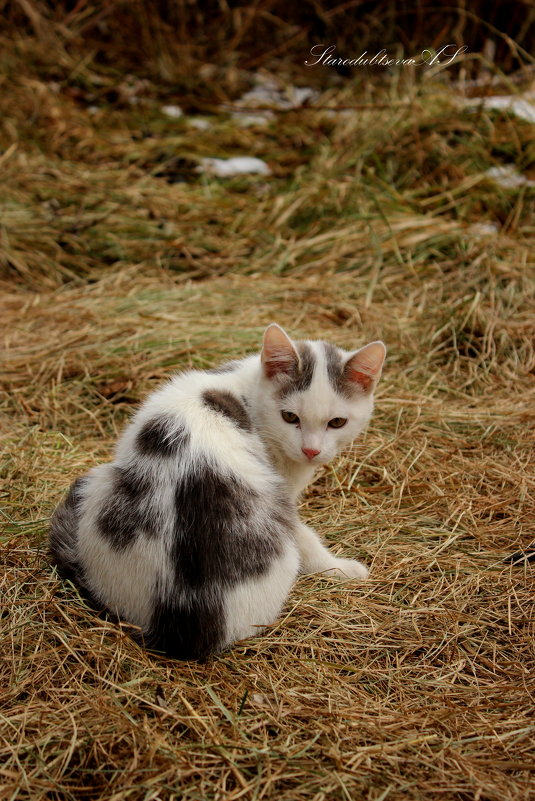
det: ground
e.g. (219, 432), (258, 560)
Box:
(1, 49), (535, 801)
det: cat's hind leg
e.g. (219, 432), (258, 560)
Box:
(222, 540), (300, 647)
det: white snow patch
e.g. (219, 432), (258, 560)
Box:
(468, 222), (499, 236)
(463, 92), (535, 124)
(230, 74), (318, 126)
(237, 77), (317, 110)
(197, 157), (271, 178)
(161, 104), (183, 119)
(484, 165), (535, 189)
(287, 86), (318, 107)
(234, 113), (273, 128)
(188, 118), (211, 130)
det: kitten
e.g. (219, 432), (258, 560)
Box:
(49, 324), (386, 660)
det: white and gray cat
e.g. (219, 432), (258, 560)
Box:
(49, 324), (386, 660)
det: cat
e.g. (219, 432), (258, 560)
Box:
(49, 324), (386, 660)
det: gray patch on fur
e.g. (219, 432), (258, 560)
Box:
(136, 416), (189, 456)
(96, 466), (156, 549)
(323, 341), (368, 398)
(173, 464), (283, 585)
(143, 460), (289, 659)
(278, 341), (315, 398)
(49, 477), (86, 577)
(323, 341), (351, 398)
(49, 477), (101, 607)
(202, 389), (251, 431)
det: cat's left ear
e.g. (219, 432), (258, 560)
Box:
(345, 341), (386, 392)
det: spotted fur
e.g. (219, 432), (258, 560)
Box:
(202, 389), (251, 431)
(136, 417), (189, 456)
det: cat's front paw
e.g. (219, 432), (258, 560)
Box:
(326, 558), (369, 581)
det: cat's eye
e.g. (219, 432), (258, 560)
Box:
(281, 410), (299, 424)
(328, 417), (347, 429)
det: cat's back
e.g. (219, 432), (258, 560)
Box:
(116, 355), (270, 482)
(50, 357), (300, 659)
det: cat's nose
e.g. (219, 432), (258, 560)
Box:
(302, 448), (320, 460)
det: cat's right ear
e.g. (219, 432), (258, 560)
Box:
(261, 324), (299, 379)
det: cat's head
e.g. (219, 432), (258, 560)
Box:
(258, 323), (386, 466)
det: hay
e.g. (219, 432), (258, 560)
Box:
(2, 262), (535, 799)
(1, 23), (535, 801)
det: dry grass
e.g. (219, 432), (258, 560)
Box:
(1, 32), (535, 801)
(2, 0), (535, 82)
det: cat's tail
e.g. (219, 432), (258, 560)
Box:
(49, 478), (84, 577)
(49, 477), (100, 609)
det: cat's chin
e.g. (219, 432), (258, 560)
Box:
(288, 453), (330, 468)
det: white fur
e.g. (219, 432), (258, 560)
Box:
(223, 539), (300, 646)
(76, 464), (175, 630)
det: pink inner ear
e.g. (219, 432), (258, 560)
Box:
(346, 369), (373, 391)
(263, 355), (296, 379)
(261, 324), (299, 379)
(345, 341), (386, 390)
